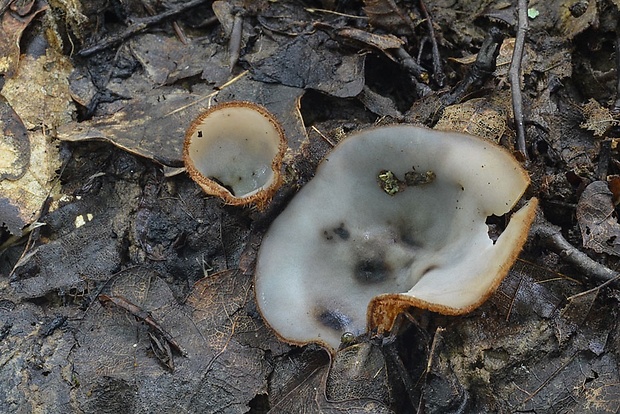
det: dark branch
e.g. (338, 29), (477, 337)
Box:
(78, 0), (210, 57)
(510, 0), (529, 159)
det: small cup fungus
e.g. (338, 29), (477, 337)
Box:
(183, 101), (287, 208)
(255, 125), (537, 352)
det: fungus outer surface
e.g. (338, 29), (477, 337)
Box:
(255, 125), (537, 352)
(183, 101), (286, 207)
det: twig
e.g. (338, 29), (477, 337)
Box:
(534, 222), (619, 284)
(228, 11), (244, 71)
(393, 47), (428, 81)
(443, 27), (505, 106)
(393, 47), (432, 97)
(385, 0), (418, 34)
(613, 21), (620, 113)
(566, 273), (620, 301)
(311, 126), (336, 147)
(78, 0), (209, 57)
(510, 0), (529, 159)
(418, 0), (445, 87)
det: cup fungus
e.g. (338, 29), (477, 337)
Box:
(255, 125), (537, 352)
(183, 101), (286, 208)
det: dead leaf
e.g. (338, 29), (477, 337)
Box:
(0, 129), (59, 235)
(326, 342), (393, 405)
(608, 175), (620, 205)
(576, 181), (620, 256)
(558, 0), (598, 39)
(363, 0), (416, 35)
(336, 27), (405, 52)
(58, 75), (307, 166)
(251, 31), (365, 98)
(2, 48), (74, 129)
(71, 267), (271, 413)
(434, 94), (512, 142)
(269, 347), (394, 413)
(580, 98), (617, 137)
(0, 0), (48, 77)
(129, 33), (219, 85)
(0, 95), (29, 180)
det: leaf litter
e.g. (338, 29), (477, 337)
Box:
(1, 0), (620, 413)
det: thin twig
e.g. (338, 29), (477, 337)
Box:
(78, 0), (209, 57)
(393, 47), (432, 97)
(311, 126), (336, 147)
(418, 0), (445, 86)
(566, 273), (620, 301)
(613, 21), (620, 113)
(393, 47), (428, 81)
(510, 0), (529, 159)
(142, 0), (187, 45)
(519, 353), (578, 405)
(534, 222), (619, 284)
(228, 11), (244, 71)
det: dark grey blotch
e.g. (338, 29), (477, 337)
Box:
(354, 258), (390, 284)
(317, 308), (351, 332)
(333, 223), (349, 240)
(400, 231), (421, 248)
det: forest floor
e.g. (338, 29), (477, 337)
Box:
(1, 0), (620, 413)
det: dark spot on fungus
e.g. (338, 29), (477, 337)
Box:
(317, 308), (350, 332)
(354, 258), (391, 284)
(333, 223), (349, 240)
(400, 231), (421, 248)
(197, 130), (203, 138)
(422, 265), (438, 275)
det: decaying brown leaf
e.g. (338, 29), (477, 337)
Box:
(0, 96), (29, 181)
(2, 48), (74, 129)
(70, 267), (271, 413)
(268, 346), (394, 413)
(326, 342), (393, 405)
(434, 94), (512, 142)
(336, 27), (404, 53)
(363, 0), (416, 35)
(57, 75), (307, 166)
(251, 30), (365, 98)
(0, 0), (48, 77)
(0, 129), (59, 235)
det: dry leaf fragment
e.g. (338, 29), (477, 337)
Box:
(434, 95), (511, 142)
(576, 181), (620, 256)
(580, 98), (618, 137)
(363, 0), (416, 35)
(2, 48), (74, 129)
(0, 95), (29, 180)
(0, 130), (60, 235)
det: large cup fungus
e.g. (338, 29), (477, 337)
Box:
(255, 125), (537, 352)
(183, 101), (286, 209)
